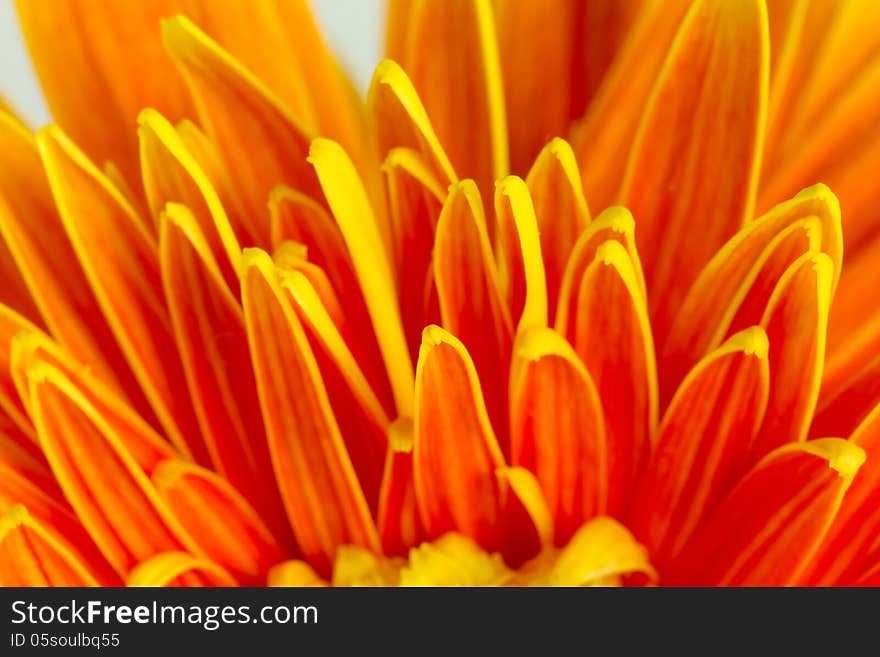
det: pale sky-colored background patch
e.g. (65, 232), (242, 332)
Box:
(0, 0), (383, 127)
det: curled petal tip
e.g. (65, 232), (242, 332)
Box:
(726, 326), (769, 359)
(514, 326), (576, 362)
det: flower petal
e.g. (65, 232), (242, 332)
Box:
(821, 235), (880, 427)
(241, 249), (379, 574)
(0, 306), (41, 441)
(162, 15), (319, 243)
(126, 551), (236, 587)
(664, 439), (863, 586)
(183, 0), (371, 183)
(413, 326), (506, 551)
(662, 184), (841, 399)
(15, 0), (195, 187)
(803, 404), (880, 585)
(399, 533), (512, 586)
(555, 206), (645, 331)
(0, 433), (117, 583)
(498, 466), (554, 550)
(0, 114), (153, 415)
(377, 418), (425, 557)
(518, 517), (655, 587)
(392, 0), (508, 191)
(37, 125), (207, 464)
(309, 139), (414, 417)
(158, 204), (288, 541)
(269, 185), (389, 402)
(10, 331), (177, 472)
(630, 327), (770, 571)
(751, 253), (832, 458)
(572, 1), (690, 209)
(493, 0), (576, 173)
(368, 60), (457, 188)
(152, 459), (284, 584)
(563, 240), (657, 516)
(662, 220), (818, 403)
(267, 560), (326, 587)
(621, 0), (769, 333)
(524, 138), (590, 319)
(812, 356), (880, 441)
(509, 327), (606, 544)
(138, 109), (242, 287)
(281, 268), (389, 508)
(434, 180), (513, 442)
(25, 362), (201, 577)
(0, 505), (99, 586)
(381, 148), (445, 359)
(494, 176), (547, 333)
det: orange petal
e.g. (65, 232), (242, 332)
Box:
(0, 305), (41, 441)
(434, 180), (513, 443)
(10, 331), (177, 473)
(15, 0), (194, 188)
(377, 418), (425, 557)
(812, 355), (880, 441)
(661, 218), (817, 404)
(138, 109), (242, 287)
(822, 234), (880, 419)
(524, 139), (590, 319)
(381, 148), (445, 359)
(25, 362), (201, 577)
(126, 551), (236, 587)
(269, 185), (389, 401)
(762, 0), (836, 163)
(0, 114), (159, 423)
(621, 0), (769, 334)
(629, 327), (770, 572)
(0, 505), (100, 586)
(573, 1), (690, 210)
(0, 114), (49, 324)
(281, 268), (390, 508)
(555, 206), (645, 332)
(162, 15), (319, 244)
(664, 439), (863, 586)
(494, 176), (548, 334)
(760, 4), (880, 251)
(182, 0), (371, 183)
(751, 253), (832, 459)
(241, 249), (379, 575)
(152, 459), (284, 584)
(566, 0), (650, 118)
(509, 327), (606, 544)
(413, 326), (506, 551)
(37, 125), (207, 464)
(392, 0), (507, 191)
(158, 204), (288, 541)
(803, 404), (880, 585)
(368, 60), (457, 188)
(308, 139), (414, 417)
(662, 184), (841, 400)
(564, 240), (657, 516)
(493, 0), (577, 173)
(0, 436), (117, 583)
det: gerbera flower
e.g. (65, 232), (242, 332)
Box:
(0, 0), (879, 587)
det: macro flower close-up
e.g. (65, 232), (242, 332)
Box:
(1, 0), (879, 588)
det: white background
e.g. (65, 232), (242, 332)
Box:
(0, 0), (383, 126)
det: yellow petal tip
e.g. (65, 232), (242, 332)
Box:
(514, 326), (576, 362)
(388, 417), (414, 453)
(724, 326), (769, 360)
